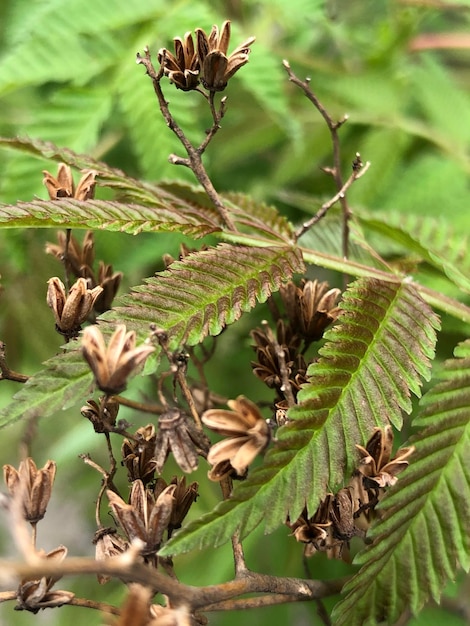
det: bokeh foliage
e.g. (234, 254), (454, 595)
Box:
(0, 0), (470, 624)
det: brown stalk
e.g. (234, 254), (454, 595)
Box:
(0, 557), (348, 612)
(136, 48), (236, 231)
(283, 60), (369, 269)
(0, 342), (29, 383)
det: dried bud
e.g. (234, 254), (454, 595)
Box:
(196, 20), (255, 91)
(158, 32), (200, 91)
(107, 481), (176, 558)
(202, 396), (271, 480)
(81, 324), (155, 395)
(43, 164), (96, 201)
(154, 409), (210, 474)
(122, 425), (158, 485)
(47, 277), (103, 338)
(15, 546), (74, 613)
(3, 458), (56, 524)
(279, 279), (341, 343)
(93, 527), (128, 584)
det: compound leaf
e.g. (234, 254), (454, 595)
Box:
(161, 278), (439, 556)
(332, 339), (470, 626)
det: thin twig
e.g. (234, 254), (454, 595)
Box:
(136, 48), (236, 230)
(0, 341), (29, 383)
(114, 395), (165, 415)
(294, 160), (370, 240)
(283, 60), (368, 271)
(79, 453), (119, 525)
(219, 477), (249, 577)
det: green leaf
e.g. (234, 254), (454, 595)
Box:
(160, 278), (439, 557)
(0, 345), (93, 429)
(108, 243), (305, 347)
(0, 198), (220, 237)
(155, 183), (295, 242)
(0, 243), (303, 428)
(0, 0), (170, 92)
(357, 209), (470, 294)
(332, 339), (470, 626)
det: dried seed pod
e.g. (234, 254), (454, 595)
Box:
(81, 396), (120, 433)
(122, 425), (158, 485)
(43, 164), (96, 201)
(45, 230), (95, 279)
(3, 458), (56, 525)
(196, 20), (255, 91)
(82, 324), (155, 395)
(93, 527), (128, 584)
(107, 481), (176, 558)
(279, 279), (341, 344)
(15, 546), (74, 613)
(202, 396), (271, 479)
(154, 408), (210, 474)
(158, 32), (200, 91)
(47, 277), (103, 338)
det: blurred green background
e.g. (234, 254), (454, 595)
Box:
(0, 0), (469, 624)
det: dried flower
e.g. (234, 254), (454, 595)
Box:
(94, 261), (123, 314)
(93, 527), (128, 584)
(355, 426), (414, 489)
(3, 458), (56, 525)
(202, 396), (271, 480)
(107, 480), (176, 557)
(122, 424), (158, 485)
(15, 546), (74, 613)
(47, 276), (103, 338)
(81, 396), (120, 433)
(287, 499), (331, 551)
(154, 409), (210, 474)
(288, 427), (415, 560)
(287, 495), (348, 560)
(43, 163), (97, 201)
(161, 476), (198, 538)
(81, 324), (155, 395)
(279, 279), (341, 343)
(251, 320), (307, 398)
(196, 20), (255, 91)
(45, 230), (95, 278)
(46, 232), (122, 314)
(158, 32), (200, 91)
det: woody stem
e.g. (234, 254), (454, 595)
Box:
(137, 49), (236, 231)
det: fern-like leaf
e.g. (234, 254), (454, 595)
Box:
(160, 278), (439, 557)
(0, 198), (220, 237)
(332, 339), (470, 626)
(158, 183), (295, 242)
(0, 244), (303, 428)
(0, 346), (93, 429)
(357, 209), (470, 293)
(109, 243), (305, 347)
